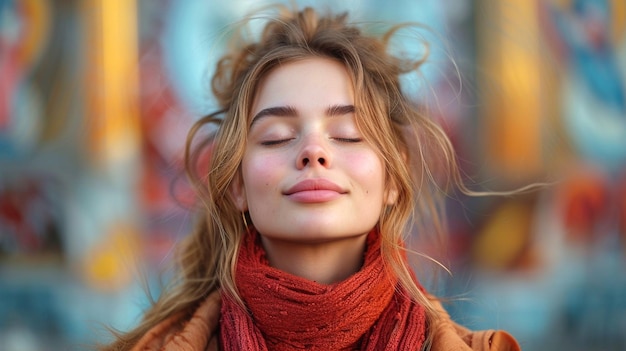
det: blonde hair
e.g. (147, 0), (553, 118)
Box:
(103, 5), (469, 350)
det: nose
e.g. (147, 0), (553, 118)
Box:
(296, 135), (331, 169)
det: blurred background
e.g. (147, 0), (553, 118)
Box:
(1, 0), (625, 350)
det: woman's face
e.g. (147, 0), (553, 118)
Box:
(232, 57), (395, 243)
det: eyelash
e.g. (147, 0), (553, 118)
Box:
(333, 137), (362, 143)
(261, 137), (362, 146)
(260, 139), (293, 146)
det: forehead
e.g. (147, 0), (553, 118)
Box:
(250, 57), (355, 117)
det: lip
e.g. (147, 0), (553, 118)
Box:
(284, 179), (346, 203)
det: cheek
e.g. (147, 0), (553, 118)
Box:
(345, 151), (386, 195)
(242, 153), (285, 196)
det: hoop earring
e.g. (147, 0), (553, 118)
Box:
(241, 211), (250, 232)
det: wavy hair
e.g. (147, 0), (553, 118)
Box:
(103, 5), (470, 350)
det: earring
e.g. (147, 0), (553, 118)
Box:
(241, 212), (250, 232)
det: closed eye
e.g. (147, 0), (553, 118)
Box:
(334, 137), (362, 143)
(260, 138), (294, 146)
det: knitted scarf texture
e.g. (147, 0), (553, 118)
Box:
(220, 230), (426, 350)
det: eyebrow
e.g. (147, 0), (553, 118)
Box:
(327, 104), (355, 117)
(250, 104), (355, 126)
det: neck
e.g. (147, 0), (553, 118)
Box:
(260, 234), (368, 284)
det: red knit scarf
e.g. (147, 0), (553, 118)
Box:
(220, 230), (426, 350)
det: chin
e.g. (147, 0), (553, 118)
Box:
(258, 227), (371, 243)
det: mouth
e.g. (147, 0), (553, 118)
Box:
(284, 179), (347, 203)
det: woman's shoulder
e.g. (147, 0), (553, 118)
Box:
(428, 296), (521, 351)
(129, 291), (222, 351)
(128, 291), (520, 351)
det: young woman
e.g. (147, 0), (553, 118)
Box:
(103, 6), (520, 351)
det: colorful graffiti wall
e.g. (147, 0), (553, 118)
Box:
(1, 0), (624, 350)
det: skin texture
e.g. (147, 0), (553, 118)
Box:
(231, 57), (396, 284)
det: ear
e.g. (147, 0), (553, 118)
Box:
(229, 173), (248, 211)
(384, 149), (407, 205)
(384, 184), (399, 205)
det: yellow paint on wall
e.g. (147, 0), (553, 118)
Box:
(612, 0), (626, 43)
(477, 0), (544, 181)
(17, 0), (51, 66)
(83, 0), (141, 168)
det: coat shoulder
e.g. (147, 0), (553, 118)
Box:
(428, 297), (521, 351)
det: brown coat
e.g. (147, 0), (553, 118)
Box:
(133, 291), (520, 351)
